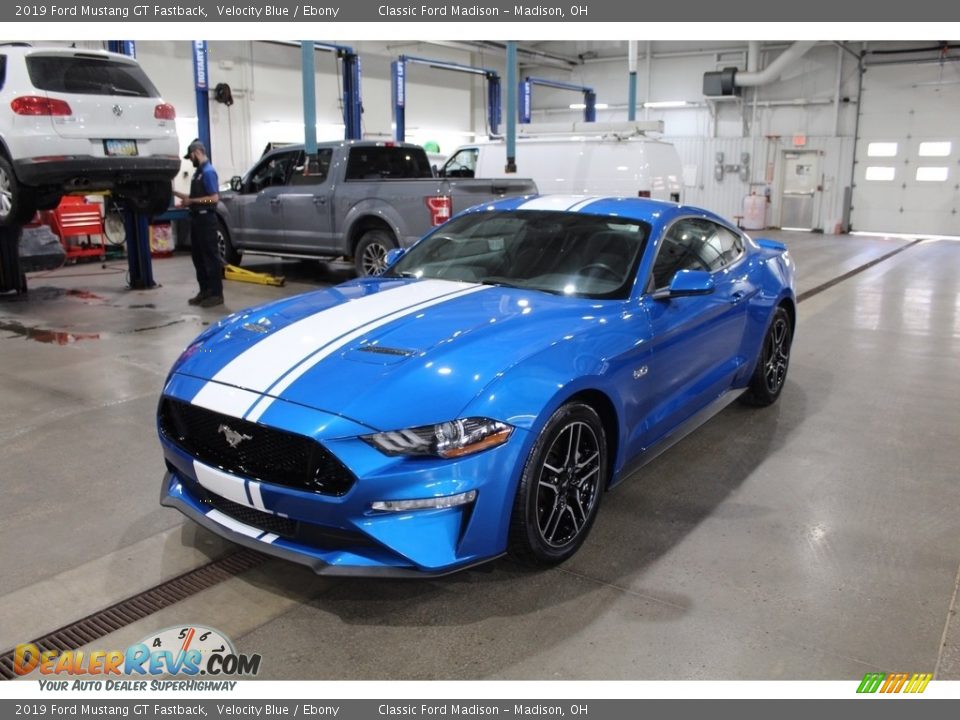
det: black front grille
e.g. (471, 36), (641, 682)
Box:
(208, 494), (297, 538)
(190, 483), (376, 550)
(159, 397), (356, 496)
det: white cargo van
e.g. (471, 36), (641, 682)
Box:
(440, 122), (683, 203)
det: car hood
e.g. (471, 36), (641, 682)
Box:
(175, 277), (609, 431)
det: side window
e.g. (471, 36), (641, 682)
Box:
(0, 55), (6, 91)
(442, 149), (479, 178)
(709, 224), (744, 270)
(345, 147), (432, 180)
(650, 218), (744, 289)
(289, 149), (333, 187)
(244, 152), (295, 193)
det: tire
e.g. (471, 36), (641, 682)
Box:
(354, 229), (396, 277)
(35, 187), (63, 212)
(216, 219), (241, 266)
(117, 181), (173, 217)
(740, 306), (793, 407)
(508, 402), (608, 566)
(0, 156), (39, 226)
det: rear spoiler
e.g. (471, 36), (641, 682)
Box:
(755, 238), (787, 253)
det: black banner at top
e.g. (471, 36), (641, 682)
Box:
(2, 0), (959, 22)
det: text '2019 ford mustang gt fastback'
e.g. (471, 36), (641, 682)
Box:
(158, 195), (796, 577)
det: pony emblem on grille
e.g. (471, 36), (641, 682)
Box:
(218, 424), (253, 448)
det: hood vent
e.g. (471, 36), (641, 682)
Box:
(357, 345), (416, 357)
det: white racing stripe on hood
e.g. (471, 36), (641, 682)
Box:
(190, 279), (481, 417)
(194, 460), (250, 507)
(517, 195), (600, 211)
(243, 282), (490, 423)
(189, 383), (264, 420)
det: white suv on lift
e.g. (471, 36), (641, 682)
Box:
(0, 43), (180, 225)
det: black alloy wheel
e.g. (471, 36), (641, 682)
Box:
(509, 402), (607, 566)
(740, 306), (792, 407)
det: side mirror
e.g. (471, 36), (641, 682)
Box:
(230, 176), (242, 192)
(651, 269), (715, 300)
(384, 248), (405, 268)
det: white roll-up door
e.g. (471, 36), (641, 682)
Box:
(851, 62), (959, 236)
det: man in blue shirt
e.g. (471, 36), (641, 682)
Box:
(175, 139), (223, 308)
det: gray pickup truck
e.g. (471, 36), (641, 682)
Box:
(215, 141), (537, 275)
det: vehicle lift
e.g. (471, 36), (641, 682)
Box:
(391, 55), (502, 142)
(519, 77), (597, 124)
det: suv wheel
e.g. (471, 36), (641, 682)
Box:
(0, 156), (39, 226)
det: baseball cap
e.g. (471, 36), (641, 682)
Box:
(184, 139), (206, 159)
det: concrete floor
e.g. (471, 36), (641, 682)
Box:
(1, 231), (958, 680)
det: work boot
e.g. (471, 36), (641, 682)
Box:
(198, 295), (224, 308)
(187, 290), (209, 306)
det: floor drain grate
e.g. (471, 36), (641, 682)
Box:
(0, 549), (267, 681)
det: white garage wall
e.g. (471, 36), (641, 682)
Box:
(37, 41), (941, 233)
(511, 43), (863, 228)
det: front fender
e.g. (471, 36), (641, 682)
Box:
(459, 333), (633, 486)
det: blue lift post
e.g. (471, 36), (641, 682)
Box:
(506, 42), (517, 174)
(107, 41), (136, 57)
(391, 54), (501, 142)
(301, 41), (318, 158)
(109, 40), (160, 289)
(300, 42), (363, 142)
(519, 77), (597, 123)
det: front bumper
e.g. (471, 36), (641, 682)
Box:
(158, 378), (529, 577)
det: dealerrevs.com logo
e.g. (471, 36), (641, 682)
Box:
(15, 625), (261, 688)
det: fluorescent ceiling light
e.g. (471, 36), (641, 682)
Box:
(643, 101), (689, 108)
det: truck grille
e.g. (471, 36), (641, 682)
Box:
(158, 397), (356, 496)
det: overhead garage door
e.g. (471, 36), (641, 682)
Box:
(851, 61), (960, 236)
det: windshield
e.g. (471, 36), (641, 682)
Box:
(386, 210), (650, 300)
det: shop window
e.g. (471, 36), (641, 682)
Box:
(918, 142), (951, 157)
(915, 167), (949, 182)
(867, 142), (898, 158)
(865, 166), (895, 181)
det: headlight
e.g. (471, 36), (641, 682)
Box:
(363, 418), (514, 458)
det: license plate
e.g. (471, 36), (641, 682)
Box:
(103, 139), (138, 157)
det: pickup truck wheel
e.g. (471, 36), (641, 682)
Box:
(217, 220), (241, 266)
(0, 156), (39, 226)
(355, 230), (396, 277)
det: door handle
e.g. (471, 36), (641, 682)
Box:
(269, 198), (281, 207)
(313, 195), (326, 205)
(730, 291), (746, 304)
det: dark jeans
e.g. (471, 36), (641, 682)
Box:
(190, 212), (223, 297)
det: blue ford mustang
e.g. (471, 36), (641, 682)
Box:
(158, 195), (795, 576)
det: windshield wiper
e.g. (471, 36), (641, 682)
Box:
(479, 278), (525, 290)
(106, 85), (144, 96)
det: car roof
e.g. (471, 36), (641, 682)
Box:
(262, 140), (425, 156)
(465, 194), (735, 229)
